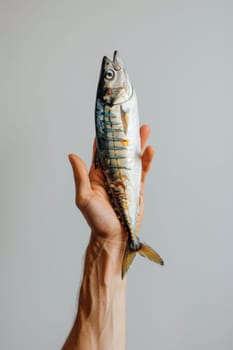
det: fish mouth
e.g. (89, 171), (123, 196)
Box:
(113, 50), (121, 69)
(102, 50), (122, 70)
(113, 50), (118, 62)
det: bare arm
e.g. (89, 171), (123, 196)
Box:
(62, 236), (127, 350)
(61, 125), (154, 350)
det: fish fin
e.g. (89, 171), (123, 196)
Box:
(121, 242), (164, 279)
(120, 106), (129, 135)
(122, 244), (137, 279)
(139, 242), (164, 266)
(94, 150), (101, 169)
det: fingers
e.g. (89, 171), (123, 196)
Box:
(141, 145), (155, 184)
(68, 154), (92, 208)
(140, 125), (151, 151)
(140, 124), (155, 184)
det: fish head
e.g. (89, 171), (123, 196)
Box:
(97, 50), (133, 105)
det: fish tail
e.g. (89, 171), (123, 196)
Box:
(122, 244), (137, 279)
(138, 242), (164, 266)
(122, 242), (164, 279)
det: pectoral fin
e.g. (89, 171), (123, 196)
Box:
(120, 106), (129, 135)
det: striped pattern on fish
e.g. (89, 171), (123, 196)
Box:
(95, 51), (164, 278)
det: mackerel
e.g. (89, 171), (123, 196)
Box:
(95, 51), (164, 278)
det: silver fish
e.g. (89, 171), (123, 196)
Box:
(95, 51), (164, 278)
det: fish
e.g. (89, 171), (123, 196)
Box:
(95, 50), (164, 278)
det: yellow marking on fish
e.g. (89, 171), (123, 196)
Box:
(111, 180), (129, 211)
(121, 174), (129, 181)
(121, 139), (129, 147)
(112, 180), (126, 190)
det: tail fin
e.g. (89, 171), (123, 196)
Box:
(122, 242), (164, 279)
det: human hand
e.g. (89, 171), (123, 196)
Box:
(68, 125), (155, 242)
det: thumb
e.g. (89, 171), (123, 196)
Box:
(68, 154), (92, 208)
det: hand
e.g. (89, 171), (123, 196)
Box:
(68, 125), (155, 241)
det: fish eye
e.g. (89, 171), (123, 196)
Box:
(105, 69), (115, 80)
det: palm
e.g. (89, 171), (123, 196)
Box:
(69, 125), (154, 241)
(86, 166), (125, 239)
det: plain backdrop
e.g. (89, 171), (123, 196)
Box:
(1, 0), (233, 349)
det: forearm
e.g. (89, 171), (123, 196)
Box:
(62, 233), (127, 350)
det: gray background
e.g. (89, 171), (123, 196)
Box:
(1, 0), (233, 349)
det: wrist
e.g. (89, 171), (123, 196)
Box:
(62, 233), (127, 350)
(86, 232), (127, 285)
(79, 233), (127, 316)
(75, 234), (126, 347)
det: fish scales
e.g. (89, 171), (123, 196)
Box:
(105, 110), (138, 239)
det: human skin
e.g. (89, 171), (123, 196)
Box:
(61, 125), (155, 350)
